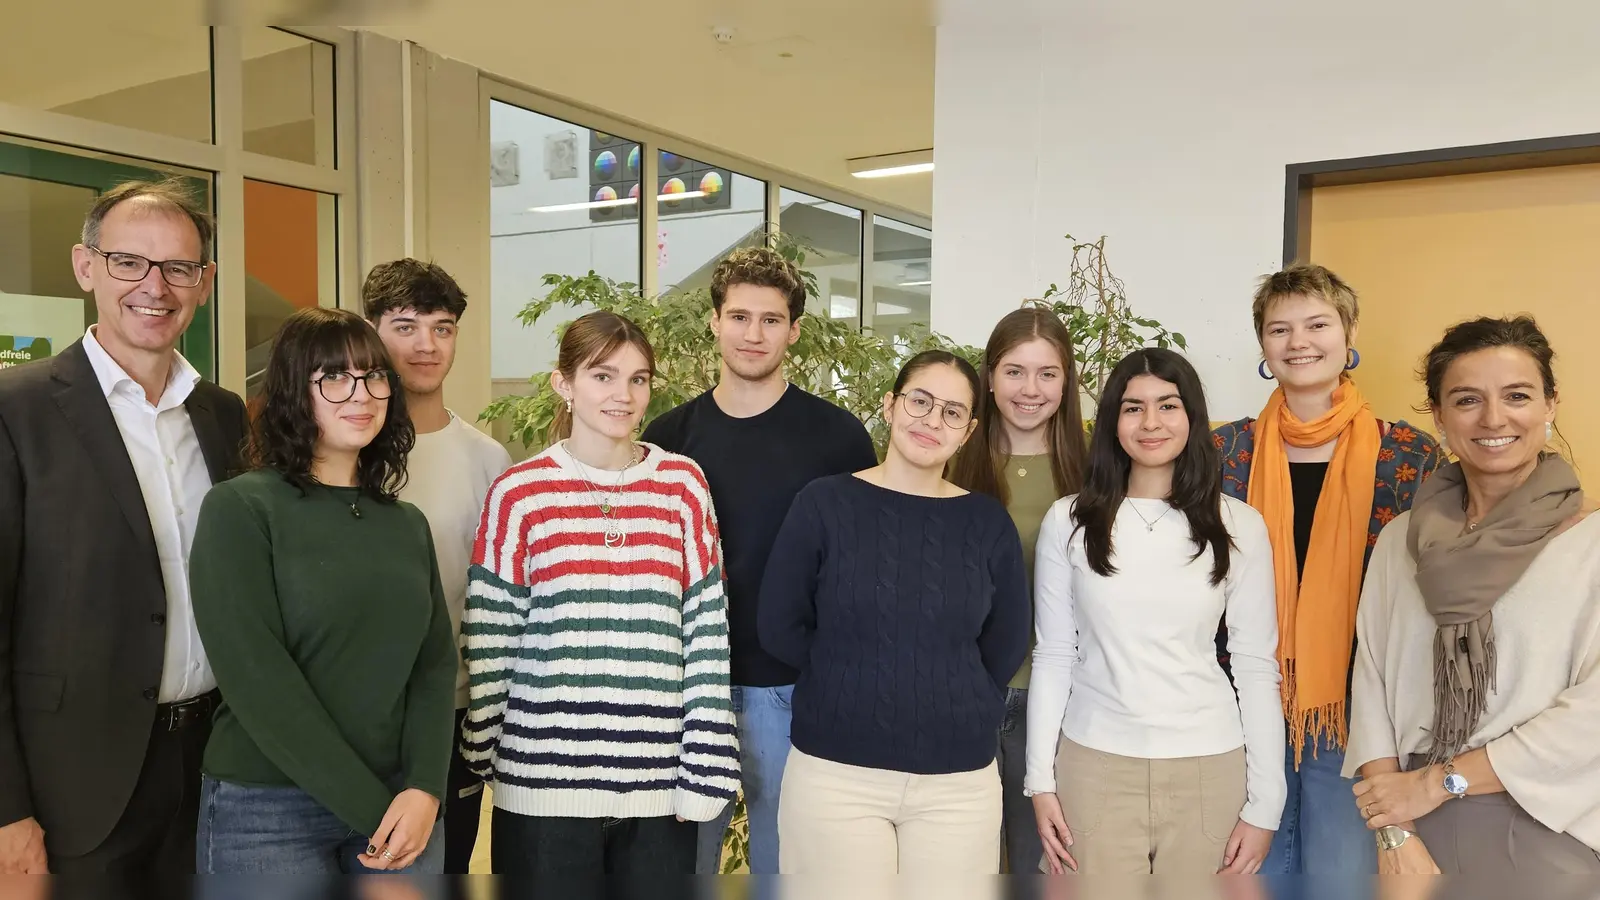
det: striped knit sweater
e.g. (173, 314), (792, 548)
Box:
(460, 440), (739, 821)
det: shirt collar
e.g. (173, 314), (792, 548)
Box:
(82, 325), (201, 409)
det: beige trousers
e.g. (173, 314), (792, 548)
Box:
(777, 746), (1002, 875)
(1048, 738), (1246, 875)
(1406, 754), (1600, 875)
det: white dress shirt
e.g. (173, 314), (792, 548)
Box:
(1024, 494), (1288, 831)
(82, 326), (216, 703)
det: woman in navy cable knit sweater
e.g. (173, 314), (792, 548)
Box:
(758, 349), (1030, 875)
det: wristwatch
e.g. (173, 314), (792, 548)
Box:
(1376, 825), (1414, 851)
(1442, 761), (1469, 799)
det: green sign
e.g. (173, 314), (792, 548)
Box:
(0, 336), (52, 370)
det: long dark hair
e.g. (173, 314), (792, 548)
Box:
(949, 307), (1087, 503)
(247, 306), (414, 501)
(1071, 348), (1233, 584)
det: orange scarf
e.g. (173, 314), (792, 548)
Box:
(1247, 376), (1380, 765)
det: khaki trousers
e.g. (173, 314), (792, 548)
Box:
(777, 746), (1002, 875)
(1048, 738), (1246, 875)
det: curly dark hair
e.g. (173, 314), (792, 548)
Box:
(1420, 315), (1557, 410)
(710, 246), (806, 322)
(361, 257), (468, 323)
(246, 307), (415, 501)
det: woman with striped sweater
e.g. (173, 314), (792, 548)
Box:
(460, 312), (739, 897)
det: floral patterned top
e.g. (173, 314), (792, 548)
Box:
(1211, 416), (1445, 671)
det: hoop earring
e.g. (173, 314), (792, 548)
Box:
(1345, 348), (1361, 370)
(1258, 360), (1274, 380)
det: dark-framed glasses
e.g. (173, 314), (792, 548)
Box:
(896, 389), (973, 428)
(313, 370), (393, 403)
(90, 246), (208, 288)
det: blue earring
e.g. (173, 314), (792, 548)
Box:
(1258, 360), (1274, 380)
(1345, 348), (1361, 370)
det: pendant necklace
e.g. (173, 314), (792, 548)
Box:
(568, 442), (642, 547)
(1126, 498), (1171, 532)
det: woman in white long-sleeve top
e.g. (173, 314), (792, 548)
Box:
(1025, 348), (1286, 875)
(1346, 316), (1600, 875)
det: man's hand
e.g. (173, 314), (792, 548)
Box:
(0, 818), (47, 874)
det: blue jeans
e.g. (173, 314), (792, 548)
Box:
(997, 686), (1044, 874)
(696, 683), (792, 875)
(1262, 732), (1375, 900)
(196, 776), (444, 882)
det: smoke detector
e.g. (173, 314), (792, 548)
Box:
(711, 25), (736, 44)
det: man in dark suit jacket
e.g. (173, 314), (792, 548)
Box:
(0, 179), (249, 887)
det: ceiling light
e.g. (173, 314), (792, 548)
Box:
(897, 280), (932, 287)
(529, 191), (707, 213)
(848, 149), (934, 179)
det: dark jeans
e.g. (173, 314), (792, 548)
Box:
(492, 808), (695, 900)
(48, 697), (211, 900)
(444, 708), (485, 874)
(996, 686), (1044, 876)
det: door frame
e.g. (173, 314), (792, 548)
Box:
(1282, 132), (1600, 266)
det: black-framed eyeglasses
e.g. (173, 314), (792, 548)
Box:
(313, 370), (393, 403)
(895, 389), (973, 428)
(90, 246), (209, 288)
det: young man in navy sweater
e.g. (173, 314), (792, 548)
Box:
(642, 247), (876, 875)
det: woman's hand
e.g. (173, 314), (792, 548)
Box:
(1031, 792), (1078, 874)
(359, 788), (440, 870)
(1377, 836), (1441, 875)
(1217, 820), (1272, 874)
(1354, 767), (1447, 831)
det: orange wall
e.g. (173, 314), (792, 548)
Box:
(243, 179), (320, 309)
(1309, 163), (1600, 476)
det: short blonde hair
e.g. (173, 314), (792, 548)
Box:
(1251, 263), (1358, 343)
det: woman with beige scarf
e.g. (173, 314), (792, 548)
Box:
(1346, 315), (1600, 874)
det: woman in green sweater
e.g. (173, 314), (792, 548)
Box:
(190, 307), (456, 875)
(948, 307), (1088, 873)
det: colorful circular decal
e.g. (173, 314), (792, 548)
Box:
(660, 151), (685, 172)
(626, 146), (640, 175)
(699, 171), (724, 198)
(593, 150), (618, 180)
(628, 183), (641, 200)
(594, 186), (618, 202)
(660, 177), (687, 202)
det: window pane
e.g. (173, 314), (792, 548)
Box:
(0, 174), (97, 364)
(243, 179), (336, 396)
(656, 151), (766, 293)
(778, 188), (862, 323)
(489, 102), (641, 388)
(870, 217), (932, 342)
(0, 13), (211, 143)
(243, 28), (336, 167)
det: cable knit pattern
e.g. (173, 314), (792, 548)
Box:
(758, 474), (1031, 775)
(460, 441), (739, 822)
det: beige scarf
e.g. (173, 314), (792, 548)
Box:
(1405, 454), (1581, 762)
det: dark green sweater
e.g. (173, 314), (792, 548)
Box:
(190, 469), (456, 836)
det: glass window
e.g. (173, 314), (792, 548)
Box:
(655, 151), (766, 293)
(0, 14), (211, 143)
(243, 28), (336, 167)
(870, 217), (933, 343)
(778, 188), (862, 323)
(243, 179), (336, 395)
(488, 101), (641, 386)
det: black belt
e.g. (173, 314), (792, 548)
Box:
(156, 689), (219, 732)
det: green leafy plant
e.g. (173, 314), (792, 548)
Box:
(1028, 234), (1187, 405)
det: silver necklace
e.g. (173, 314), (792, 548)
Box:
(567, 442), (642, 547)
(1126, 497), (1172, 532)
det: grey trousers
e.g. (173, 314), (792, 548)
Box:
(1408, 754), (1600, 874)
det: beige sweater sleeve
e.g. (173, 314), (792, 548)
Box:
(1485, 597), (1600, 834)
(1343, 523), (1403, 775)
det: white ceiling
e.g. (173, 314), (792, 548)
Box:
(366, 0), (936, 217)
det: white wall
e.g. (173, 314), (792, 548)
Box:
(932, 0), (1600, 419)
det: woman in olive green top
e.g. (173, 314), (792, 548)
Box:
(190, 307), (455, 875)
(948, 307), (1089, 871)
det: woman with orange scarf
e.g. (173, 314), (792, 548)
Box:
(1212, 264), (1443, 880)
